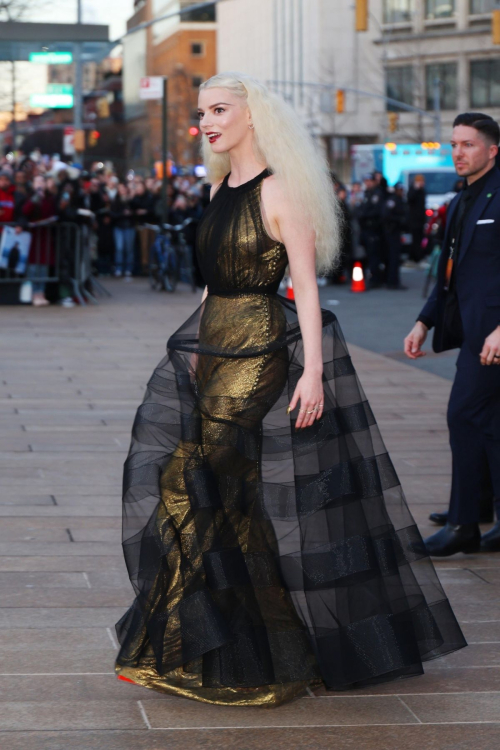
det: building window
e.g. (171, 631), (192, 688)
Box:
(386, 66), (414, 110)
(192, 76), (203, 88)
(470, 59), (500, 108)
(426, 63), (458, 110)
(470, 0), (500, 13)
(183, 3), (215, 22)
(383, 0), (413, 23)
(191, 42), (205, 57)
(426, 0), (455, 19)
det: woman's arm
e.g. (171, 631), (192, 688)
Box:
(261, 176), (324, 429)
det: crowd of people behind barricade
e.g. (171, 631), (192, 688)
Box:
(0, 149), (209, 307)
(331, 170), (458, 291)
(0, 148), (458, 307)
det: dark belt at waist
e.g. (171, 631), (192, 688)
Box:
(207, 285), (279, 297)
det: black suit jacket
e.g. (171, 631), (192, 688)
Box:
(420, 167), (500, 354)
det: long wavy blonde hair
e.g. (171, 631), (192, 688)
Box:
(199, 72), (341, 274)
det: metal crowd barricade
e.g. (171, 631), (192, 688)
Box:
(0, 219), (107, 306)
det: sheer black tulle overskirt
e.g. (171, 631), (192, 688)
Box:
(115, 292), (466, 695)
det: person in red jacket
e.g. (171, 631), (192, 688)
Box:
(0, 170), (16, 224)
(22, 175), (58, 307)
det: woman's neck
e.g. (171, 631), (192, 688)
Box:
(228, 145), (267, 187)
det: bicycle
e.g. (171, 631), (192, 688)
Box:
(147, 218), (197, 293)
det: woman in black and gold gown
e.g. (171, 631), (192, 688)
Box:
(115, 74), (466, 707)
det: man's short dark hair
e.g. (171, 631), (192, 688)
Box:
(453, 112), (500, 146)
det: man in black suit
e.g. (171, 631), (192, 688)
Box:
(358, 173), (384, 288)
(404, 112), (500, 556)
(407, 175), (427, 263)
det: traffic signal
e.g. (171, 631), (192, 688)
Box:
(388, 112), (399, 133)
(493, 9), (500, 45)
(356, 0), (368, 32)
(336, 89), (345, 114)
(88, 130), (100, 148)
(74, 129), (85, 152)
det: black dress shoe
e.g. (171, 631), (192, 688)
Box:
(480, 521), (500, 552)
(424, 522), (481, 557)
(429, 510), (494, 526)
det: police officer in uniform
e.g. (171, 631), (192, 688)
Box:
(358, 173), (384, 288)
(404, 113), (500, 556)
(382, 182), (408, 290)
(407, 175), (427, 263)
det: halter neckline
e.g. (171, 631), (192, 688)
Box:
(224, 168), (271, 192)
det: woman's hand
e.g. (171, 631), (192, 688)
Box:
(288, 370), (324, 429)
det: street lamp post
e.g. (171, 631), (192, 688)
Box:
(73, 0), (84, 163)
(433, 77), (442, 144)
(161, 77), (169, 228)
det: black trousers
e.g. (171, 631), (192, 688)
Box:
(409, 224), (424, 263)
(385, 229), (402, 287)
(447, 343), (500, 524)
(362, 230), (383, 284)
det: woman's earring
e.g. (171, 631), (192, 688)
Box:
(248, 123), (254, 130)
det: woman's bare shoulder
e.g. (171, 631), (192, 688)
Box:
(262, 173), (306, 223)
(261, 172), (286, 200)
(261, 173), (289, 217)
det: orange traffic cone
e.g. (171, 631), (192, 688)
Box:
(351, 262), (366, 293)
(286, 276), (295, 301)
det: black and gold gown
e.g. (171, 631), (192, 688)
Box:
(115, 168), (466, 707)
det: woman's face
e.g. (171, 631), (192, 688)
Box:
(197, 87), (252, 154)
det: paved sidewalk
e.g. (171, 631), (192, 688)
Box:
(1, 279), (499, 750)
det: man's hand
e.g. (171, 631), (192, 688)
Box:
(404, 321), (428, 360)
(480, 326), (500, 366)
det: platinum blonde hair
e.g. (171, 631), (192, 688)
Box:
(199, 72), (341, 274)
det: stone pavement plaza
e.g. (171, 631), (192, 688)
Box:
(1, 279), (500, 750)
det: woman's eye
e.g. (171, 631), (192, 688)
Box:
(215, 108), (225, 114)
(197, 112), (203, 120)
